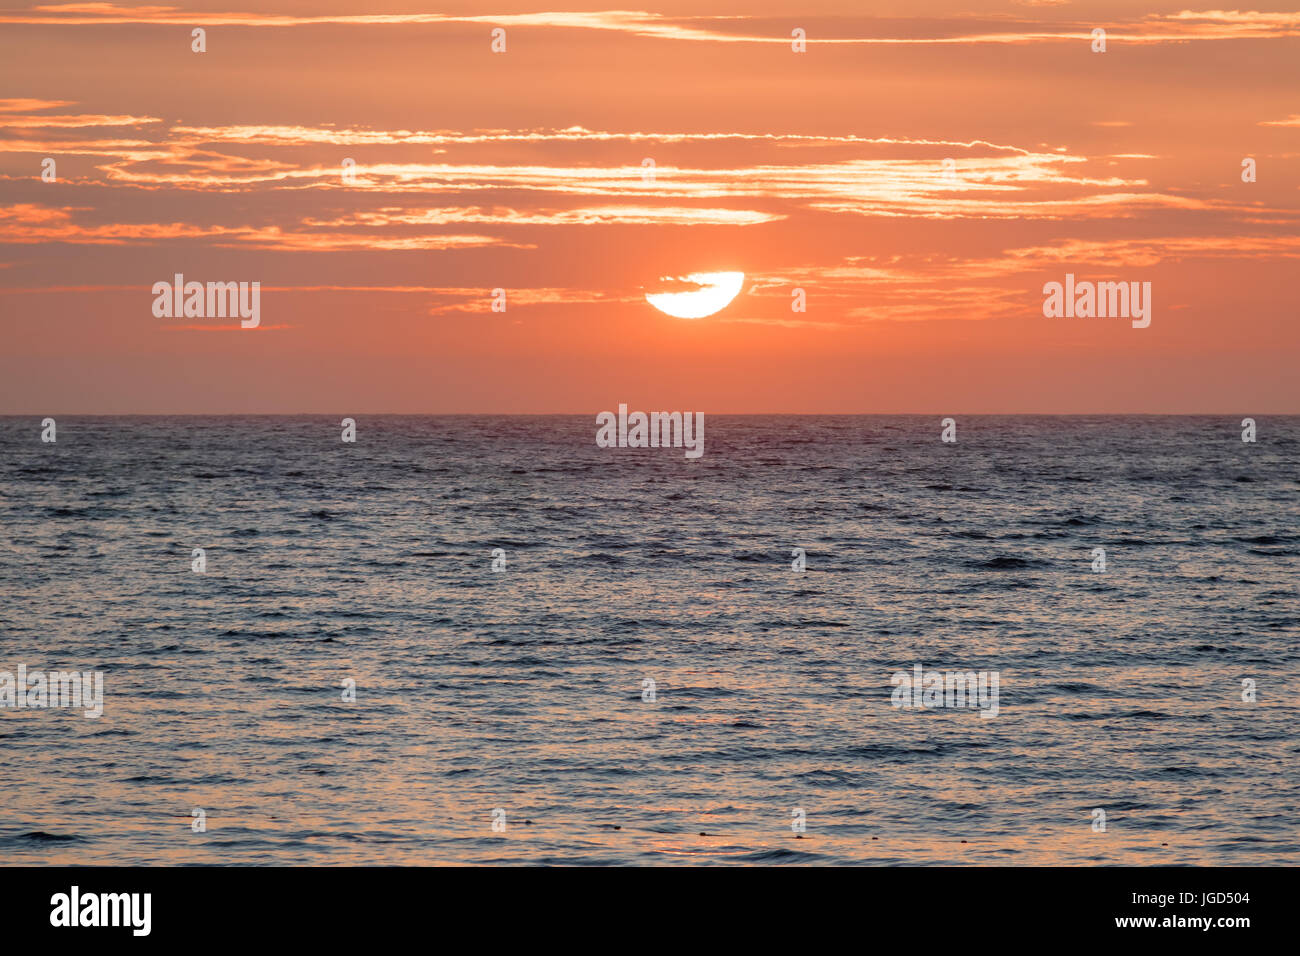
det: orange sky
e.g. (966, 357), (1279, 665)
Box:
(1, 1), (1297, 412)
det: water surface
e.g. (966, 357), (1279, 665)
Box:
(1, 416), (1296, 864)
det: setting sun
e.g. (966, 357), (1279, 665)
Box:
(644, 271), (745, 319)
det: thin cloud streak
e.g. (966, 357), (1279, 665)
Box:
(3, 5), (1300, 46)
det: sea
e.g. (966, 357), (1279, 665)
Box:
(1, 415), (1296, 865)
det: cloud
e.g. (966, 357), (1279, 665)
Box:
(0, 97), (76, 111)
(0, 204), (532, 250)
(4, 5), (1300, 45)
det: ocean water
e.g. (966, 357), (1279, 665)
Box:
(0, 415), (1297, 866)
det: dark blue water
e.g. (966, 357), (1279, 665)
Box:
(1, 416), (1297, 864)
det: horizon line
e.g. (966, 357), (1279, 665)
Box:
(3, 412), (1295, 418)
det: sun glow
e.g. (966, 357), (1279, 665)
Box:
(644, 271), (744, 318)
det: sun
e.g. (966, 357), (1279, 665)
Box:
(644, 271), (744, 318)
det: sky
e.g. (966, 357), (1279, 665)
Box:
(1, 1), (1297, 413)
